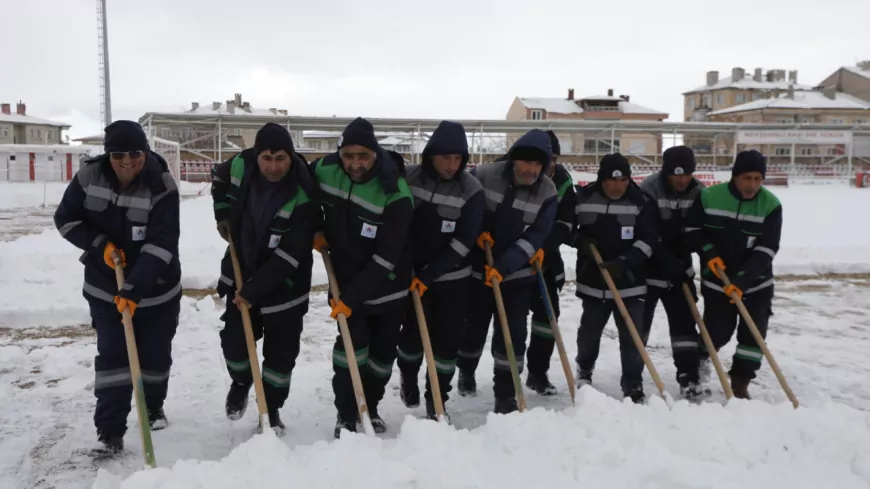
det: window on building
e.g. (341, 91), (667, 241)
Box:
(830, 119), (845, 124)
(48, 155), (54, 161)
(735, 94), (746, 103)
(309, 140), (322, 150)
(716, 94), (724, 105)
(798, 117), (816, 124)
(530, 110), (543, 120)
(688, 98), (696, 109)
(583, 139), (621, 153)
(36, 129), (41, 139)
(752, 92), (763, 100)
(799, 147), (815, 156)
(775, 147), (791, 156)
(702, 95), (711, 107)
(0, 128), (7, 138)
(854, 119), (867, 125)
(775, 118), (794, 124)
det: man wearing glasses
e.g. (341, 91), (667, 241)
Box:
(309, 117), (414, 438)
(54, 120), (182, 455)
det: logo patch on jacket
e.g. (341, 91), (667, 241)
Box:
(132, 226), (147, 241)
(441, 220), (456, 233)
(269, 234), (281, 249)
(621, 226), (634, 240)
(361, 222), (378, 239)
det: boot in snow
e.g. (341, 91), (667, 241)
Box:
(334, 414), (357, 439)
(148, 407), (169, 431)
(369, 405), (387, 434)
(399, 370), (420, 408)
(458, 369), (477, 397)
(92, 432), (124, 457)
(730, 374), (751, 399)
(678, 374), (711, 401)
(268, 409), (286, 437)
(225, 381), (251, 420)
(576, 367), (593, 388)
(425, 396), (451, 424)
(526, 371), (558, 396)
(493, 397), (519, 415)
(624, 385), (646, 404)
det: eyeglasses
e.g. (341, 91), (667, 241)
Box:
(110, 151), (144, 160)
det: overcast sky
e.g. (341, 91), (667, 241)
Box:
(2, 0), (869, 139)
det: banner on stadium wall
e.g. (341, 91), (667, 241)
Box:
(736, 130), (853, 145)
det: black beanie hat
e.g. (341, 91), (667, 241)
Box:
(104, 120), (149, 153)
(254, 122), (295, 156)
(546, 130), (561, 156)
(598, 153), (631, 180)
(510, 146), (549, 166)
(339, 117), (379, 153)
(732, 150), (767, 178)
(662, 145), (696, 176)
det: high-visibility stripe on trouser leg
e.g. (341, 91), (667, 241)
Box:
(95, 367), (132, 390)
(434, 356), (457, 376)
(262, 367), (291, 388)
(531, 319), (554, 339)
(734, 345), (763, 363)
(367, 356), (394, 378)
(226, 357), (250, 372)
(397, 346), (424, 364)
(333, 347), (369, 369)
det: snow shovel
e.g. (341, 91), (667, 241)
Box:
(318, 245), (376, 436)
(111, 251), (156, 469)
(590, 244), (667, 399)
(410, 287), (446, 421)
(483, 241), (526, 412)
(531, 260), (576, 405)
(681, 283), (734, 400)
(713, 265), (799, 409)
(223, 225), (271, 432)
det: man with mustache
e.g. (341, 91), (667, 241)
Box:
(309, 117), (414, 437)
(211, 122), (316, 436)
(456, 129), (557, 414)
(572, 153), (657, 404)
(54, 120), (182, 454)
(396, 120), (484, 421)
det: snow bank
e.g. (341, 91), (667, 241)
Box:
(92, 388), (870, 489)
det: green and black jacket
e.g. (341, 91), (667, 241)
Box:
(309, 150), (414, 313)
(684, 181), (782, 295)
(211, 148), (315, 315)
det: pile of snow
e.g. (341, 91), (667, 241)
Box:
(93, 389), (870, 489)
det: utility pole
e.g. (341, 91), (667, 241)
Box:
(96, 0), (112, 127)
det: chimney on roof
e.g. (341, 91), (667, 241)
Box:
(234, 93), (242, 106)
(787, 84), (795, 99)
(241, 101), (251, 112)
(226, 100), (235, 114)
(776, 69), (786, 81)
(212, 101), (221, 110)
(607, 88), (614, 96)
(1, 103), (9, 115)
(706, 70), (719, 87)
(567, 88), (574, 100)
(753, 68), (762, 82)
(16, 102), (26, 115)
(788, 70), (798, 83)
(732, 67), (745, 81)
(269, 108), (277, 115)
(620, 94), (630, 102)
(822, 86), (836, 100)
(278, 109), (288, 115)
(191, 102), (199, 111)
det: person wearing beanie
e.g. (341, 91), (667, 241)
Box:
(572, 152), (657, 404)
(309, 117), (415, 438)
(53, 120), (182, 454)
(211, 122), (317, 436)
(524, 129), (575, 396)
(639, 145), (709, 400)
(395, 121), (484, 421)
(456, 129), (557, 414)
(684, 149), (782, 399)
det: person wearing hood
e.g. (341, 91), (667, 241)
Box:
(573, 153), (657, 403)
(395, 121), (484, 421)
(684, 150), (782, 399)
(456, 129), (558, 414)
(639, 146), (709, 400)
(54, 120), (182, 454)
(211, 122), (316, 436)
(309, 117), (415, 438)
(524, 130), (576, 396)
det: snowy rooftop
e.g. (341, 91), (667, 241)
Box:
(710, 91), (870, 115)
(0, 113), (71, 128)
(683, 76), (814, 95)
(518, 97), (667, 116)
(184, 103), (287, 117)
(844, 65), (870, 81)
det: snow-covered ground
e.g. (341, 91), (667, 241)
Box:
(1, 181), (870, 489)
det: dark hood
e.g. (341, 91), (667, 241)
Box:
(421, 121), (470, 179)
(502, 129), (553, 184)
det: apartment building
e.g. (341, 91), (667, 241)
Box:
(0, 102), (70, 145)
(505, 88), (668, 159)
(818, 63), (870, 103)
